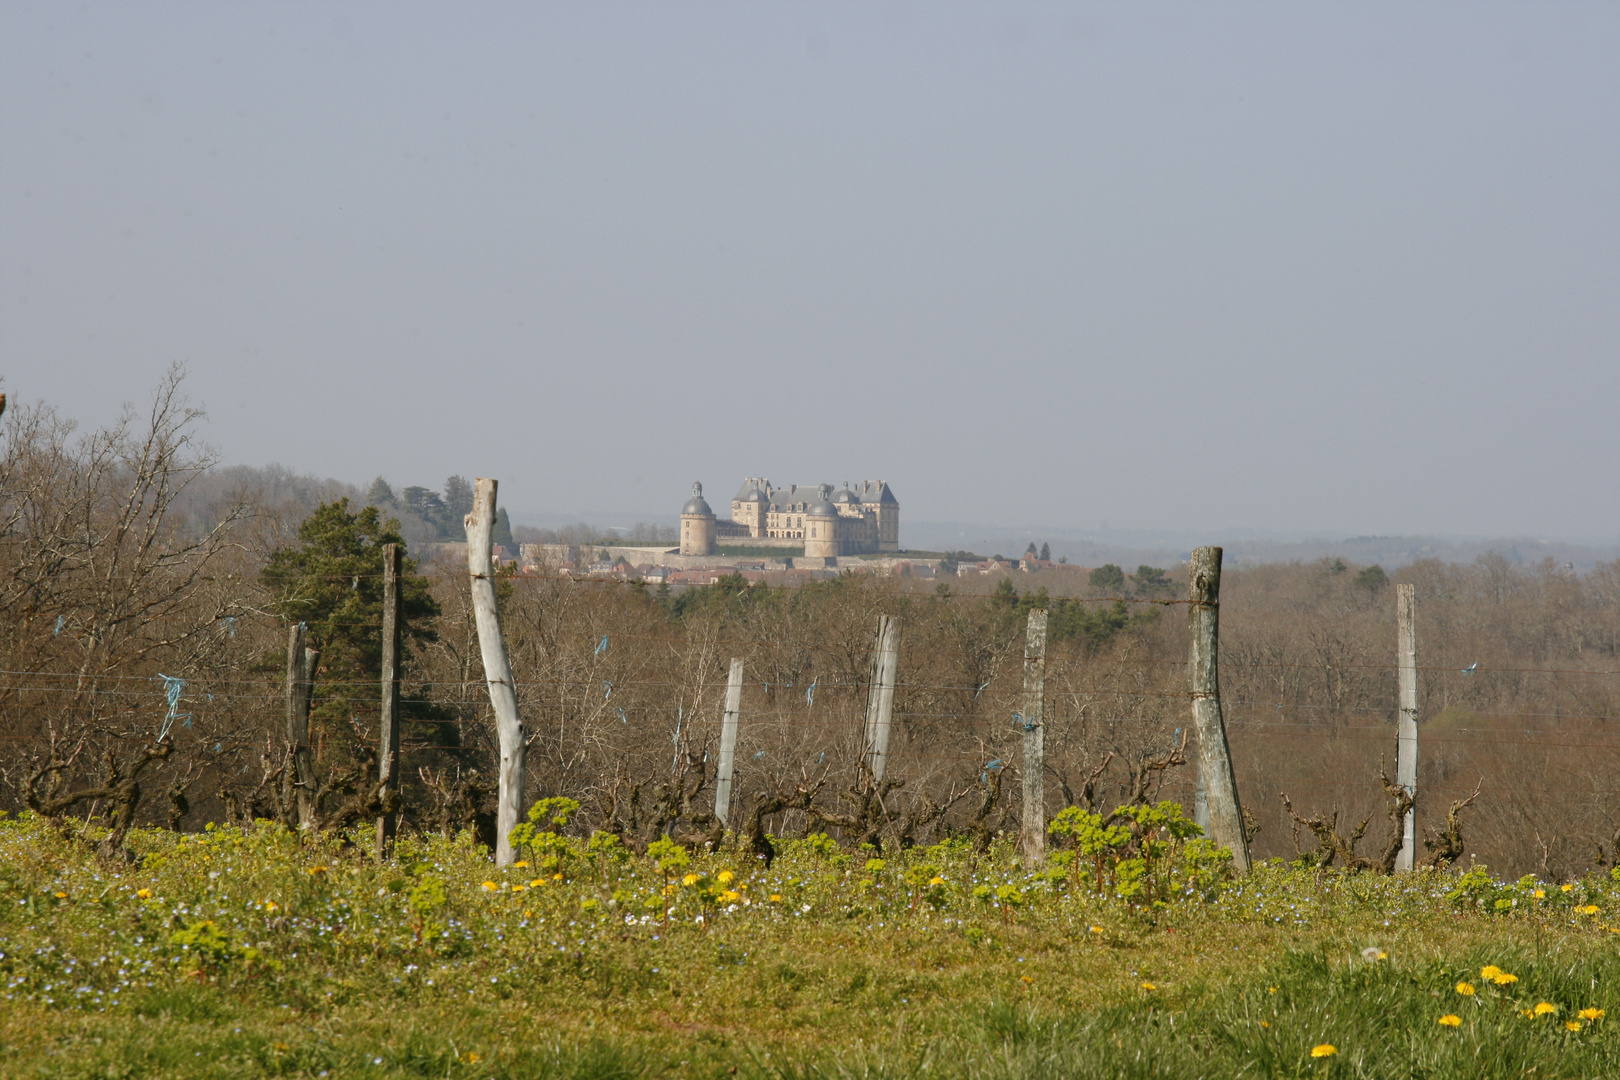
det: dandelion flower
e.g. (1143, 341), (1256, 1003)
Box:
(1020, 975), (1032, 984)
(1566, 1020), (1583, 1031)
(265, 901), (279, 913)
(553, 873), (563, 881)
(1533, 889), (1545, 899)
(463, 1052), (481, 1064)
(1310, 1044), (1337, 1058)
(513, 860), (529, 868)
(929, 876), (946, 886)
(1140, 982), (1156, 991)
(1455, 982), (1475, 996)
(1480, 965), (1502, 979)
(135, 888), (152, 899)
(1268, 986), (1279, 995)
(769, 894), (783, 902)
(1089, 926), (1103, 935)
(1361, 947), (1387, 962)
(1562, 883), (1575, 893)
(309, 866), (327, 875)
(481, 881), (498, 892)
(511, 885), (526, 893)
(719, 890), (742, 903)
(717, 871), (735, 885)
(1438, 1015), (1462, 1027)
(681, 874), (700, 887)
(1521, 1009), (1537, 1019)
(1534, 1002), (1557, 1017)
(530, 879), (545, 888)
(1259, 1021), (1271, 1028)
(1494, 973), (1519, 986)
(1579, 1008), (1605, 1021)
(1576, 904), (1600, 915)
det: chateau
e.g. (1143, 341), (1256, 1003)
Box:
(680, 478), (899, 559)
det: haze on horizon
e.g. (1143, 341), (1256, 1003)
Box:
(3, 3), (1617, 544)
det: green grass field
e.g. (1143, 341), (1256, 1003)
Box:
(3, 813), (1618, 1079)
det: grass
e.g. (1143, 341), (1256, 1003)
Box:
(2, 813), (1618, 1078)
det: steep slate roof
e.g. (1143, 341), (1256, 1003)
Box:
(856, 480), (898, 506)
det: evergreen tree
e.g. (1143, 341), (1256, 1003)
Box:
(493, 507), (514, 545)
(1039, 542), (1051, 561)
(365, 476), (396, 507)
(443, 475), (475, 520)
(261, 499), (441, 757)
(1089, 563), (1126, 591)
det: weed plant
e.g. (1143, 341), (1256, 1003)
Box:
(3, 811), (1619, 1078)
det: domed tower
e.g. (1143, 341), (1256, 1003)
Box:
(804, 485), (840, 560)
(680, 482), (716, 556)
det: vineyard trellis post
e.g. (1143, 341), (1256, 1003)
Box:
(1019, 607), (1049, 868)
(285, 621), (317, 829)
(1188, 546), (1250, 872)
(1395, 582), (1418, 873)
(376, 542), (402, 856)
(864, 616), (901, 782)
(466, 478), (526, 867)
(714, 657), (744, 827)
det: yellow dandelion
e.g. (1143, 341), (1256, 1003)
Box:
(929, 876), (945, 886)
(308, 866), (327, 875)
(264, 900), (279, 913)
(273, 1042), (290, 1051)
(1269, 986), (1279, 994)
(1456, 982), (1475, 996)
(1259, 1020), (1271, 1028)
(1521, 1009), (1537, 1019)
(1533, 888), (1546, 899)
(513, 860), (529, 868)
(135, 888), (152, 899)
(510, 884), (526, 893)
(769, 893), (783, 902)
(681, 873), (700, 887)
(717, 870), (735, 885)
(480, 881), (498, 891)
(53, 892), (66, 899)
(1494, 973), (1519, 986)
(1438, 1014), (1462, 1027)
(1579, 1008), (1605, 1021)
(1140, 982), (1156, 991)
(552, 873), (563, 881)
(1534, 1001), (1557, 1016)
(1480, 965), (1502, 979)
(530, 879), (544, 888)
(1089, 925), (1104, 935)
(1566, 1020), (1583, 1031)
(1576, 904), (1600, 915)
(1562, 883), (1575, 893)
(1020, 975), (1033, 984)
(1310, 1044), (1337, 1058)
(719, 890), (742, 903)
(463, 1052), (481, 1064)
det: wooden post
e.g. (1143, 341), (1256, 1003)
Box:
(466, 478), (526, 866)
(1019, 608), (1049, 868)
(1395, 583), (1418, 873)
(713, 658), (744, 827)
(864, 616), (901, 782)
(285, 622), (318, 829)
(1187, 547), (1250, 871)
(376, 543), (403, 856)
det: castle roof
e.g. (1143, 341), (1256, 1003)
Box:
(681, 482), (713, 517)
(806, 487), (838, 517)
(856, 480), (898, 506)
(732, 478), (768, 503)
(831, 484), (860, 504)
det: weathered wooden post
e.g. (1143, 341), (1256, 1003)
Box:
(713, 658), (744, 827)
(1395, 583), (1418, 873)
(466, 479), (526, 866)
(376, 542), (403, 856)
(864, 616), (902, 782)
(1019, 608), (1049, 868)
(285, 622), (318, 829)
(1187, 546), (1250, 871)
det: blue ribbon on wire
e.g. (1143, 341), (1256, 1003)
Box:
(595, 634), (609, 655)
(805, 680), (817, 705)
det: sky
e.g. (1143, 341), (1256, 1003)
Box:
(3, 3), (1617, 541)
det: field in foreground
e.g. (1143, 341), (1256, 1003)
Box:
(3, 816), (1620, 1079)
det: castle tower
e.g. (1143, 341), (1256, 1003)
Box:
(804, 485), (840, 560)
(680, 482), (716, 556)
(860, 481), (901, 552)
(731, 477), (769, 538)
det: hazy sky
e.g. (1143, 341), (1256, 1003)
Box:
(3, 3), (1617, 540)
